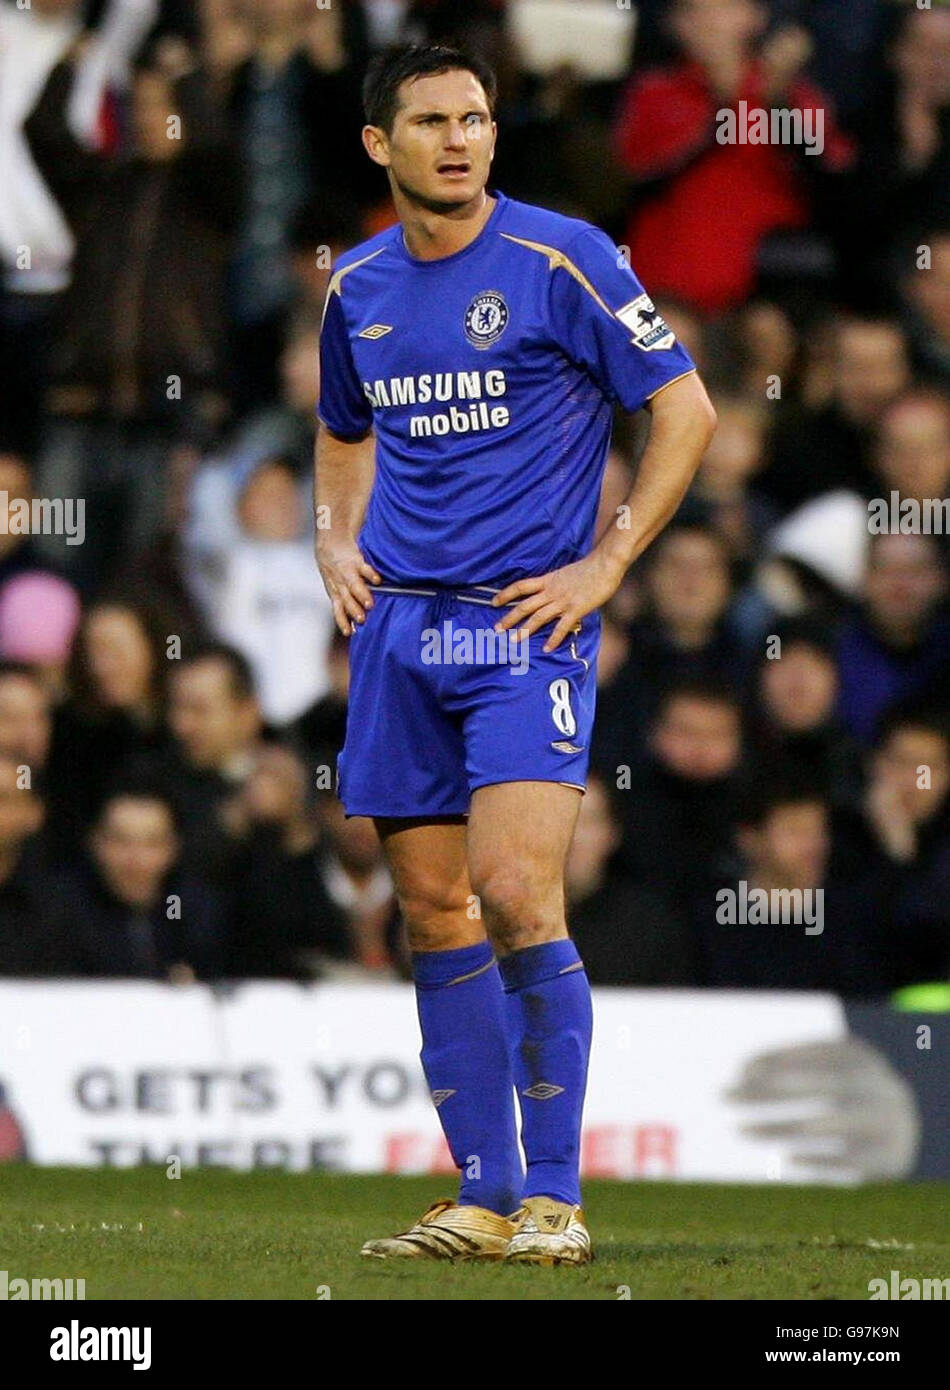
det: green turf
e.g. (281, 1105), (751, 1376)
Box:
(1, 1167), (948, 1300)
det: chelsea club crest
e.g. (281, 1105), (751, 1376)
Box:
(464, 291), (509, 349)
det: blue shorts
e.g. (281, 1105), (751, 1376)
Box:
(337, 585), (600, 818)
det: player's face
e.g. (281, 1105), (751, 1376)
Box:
(365, 69), (496, 213)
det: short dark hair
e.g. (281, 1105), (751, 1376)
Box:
(649, 520), (731, 565)
(0, 660), (48, 693)
(874, 700), (950, 752)
(181, 643), (256, 702)
(96, 776), (182, 836)
(755, 616), (838, 667)
(644, 520), (734, 592)
(654, 675), (741, 721)
(362, 43), (497, 133)
(735, 767), (829, 830)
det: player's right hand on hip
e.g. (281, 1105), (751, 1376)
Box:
(316, 538), (382, 636)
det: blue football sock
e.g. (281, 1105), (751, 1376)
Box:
(498, 939), (592, 1207)
(412, 941), (523, 1215)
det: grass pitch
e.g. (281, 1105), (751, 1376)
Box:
(2, 1167), (948, 1301)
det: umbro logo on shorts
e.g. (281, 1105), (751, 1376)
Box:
(551, 740), (584, 755)
(431, 1089), (457, 1108)
(358, 323), (393, 339)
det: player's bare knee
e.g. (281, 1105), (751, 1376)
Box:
(473, 867), (559, 951)
(398, 886), (478, 953)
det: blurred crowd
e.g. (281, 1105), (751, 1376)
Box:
(0, 0), (948, 994)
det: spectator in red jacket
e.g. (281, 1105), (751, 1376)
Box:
(613, 0), (853, 314)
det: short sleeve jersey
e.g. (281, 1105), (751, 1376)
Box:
(319, 191), (696, 587)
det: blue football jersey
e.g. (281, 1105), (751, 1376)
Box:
(318, 191), (696, 588)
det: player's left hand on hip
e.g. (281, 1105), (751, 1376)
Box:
(492, 550), (623, 652)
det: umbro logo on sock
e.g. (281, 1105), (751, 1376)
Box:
(430, 1089), (457, 1108)
(521, 1083), (565, 1100)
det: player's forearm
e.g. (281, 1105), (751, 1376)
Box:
(314, 425), (376, 544)
(596, 372), (716, 576)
